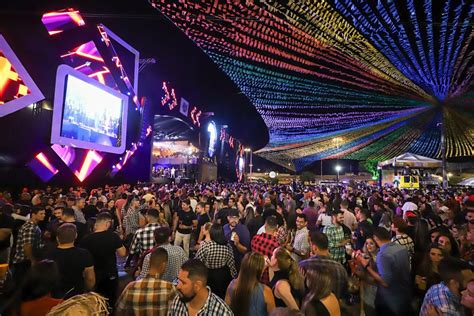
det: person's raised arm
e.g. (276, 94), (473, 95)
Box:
(232, 234), (248, 254)
(356, 254), (389, 288)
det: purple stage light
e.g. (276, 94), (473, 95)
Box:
(0, 35), (44, 117)
(27, 152), (59, 182)
(41, 8), (85, 36)
(51, 144), (76, 167)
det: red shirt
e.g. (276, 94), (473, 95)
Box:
(251, 233), (280, 285)
(20, 296), (62, 316)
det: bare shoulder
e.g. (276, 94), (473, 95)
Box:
(321, 293), (340, 316)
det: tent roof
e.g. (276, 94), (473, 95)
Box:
(378, 153), (442, 168)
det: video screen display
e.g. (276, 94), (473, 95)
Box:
(207, 121), (217, 158)
(51, 65), (128, 154)
(61, 75), (123, 146)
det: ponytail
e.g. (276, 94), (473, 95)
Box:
(288, 256), (303, 291)
(275, 247), (304, 292)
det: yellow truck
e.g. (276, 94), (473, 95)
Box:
(398, 175), (420, 189)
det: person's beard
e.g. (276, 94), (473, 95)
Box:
(178, 290), (196, 303)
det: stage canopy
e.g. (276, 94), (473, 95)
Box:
(378, 153), (442, 169)
(147, 0), (474, 171)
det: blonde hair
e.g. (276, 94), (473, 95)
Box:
(274, 247), (303, 291)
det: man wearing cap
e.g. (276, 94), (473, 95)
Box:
(223, 208), (250, 270)
(402, 197), (418, 220)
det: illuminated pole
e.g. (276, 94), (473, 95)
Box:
(438, 122), (448, 189)
(335, 165), (342, 185)
(333, 137), (341, 185)
(250, 149), (253, 179)
(244, 148), (252, 181)
(321, 160), (323, 183)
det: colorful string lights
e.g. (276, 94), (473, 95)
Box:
(149, 0), (473, 171)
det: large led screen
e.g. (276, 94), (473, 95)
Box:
(51, 65), (128, 154)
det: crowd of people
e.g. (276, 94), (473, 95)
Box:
(0, 181), (473, 315)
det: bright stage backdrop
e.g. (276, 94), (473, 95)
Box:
(148, 0), (474, 171)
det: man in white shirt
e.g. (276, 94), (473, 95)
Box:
(287, 213), (310, 261)
(316, 205), (332, 228)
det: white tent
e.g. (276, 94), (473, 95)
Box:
(458, 177), (474, 187)
(378, 153), (442, 169)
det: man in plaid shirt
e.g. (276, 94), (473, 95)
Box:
(124, 198), (144, 237)
(129, 209), (163, 259)
(251, 216), (280, 284)
(420, 257), (468, 316)
(299, 231), (348, 299)
(323, 210), (348, 264)
(116, 248), (176, 316)
(12, 207), (45, 283)
(138, 227), (187, 282)
(391, 217), (415, 260)
(168, 259), (232, 316)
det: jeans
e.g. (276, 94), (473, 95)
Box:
(96, 274), (119, 307)
(174, 232), (191, 258)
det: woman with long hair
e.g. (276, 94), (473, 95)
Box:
(414, 244), (445, 298)
(355, 237), (379, 316)
(225, 252), (275, 316)
(195, 223), (237, 298)
(244, 205), (256, 226)
(275, 202), (289, 245)
(4, 260), (62, 316)
(237, 200), (248, 222)
(269, 247), (304, 310)
(437, 233), (460, 257)
(301, 267), (340, 316)
(194, 222), (212, 251)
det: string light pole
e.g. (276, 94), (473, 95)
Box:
(335, 165), (342, 185)
(244, 148), (252, 180)
(438, 122), (448, 189)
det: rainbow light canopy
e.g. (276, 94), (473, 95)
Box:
(149, 0), (473, 171)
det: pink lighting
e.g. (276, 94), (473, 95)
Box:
(73, 150), (103, 182)
(41, 9), (85, 36)
(0, 35), (44, 117)
(35, 153), (59, 175)
(61, 41), (104, 63)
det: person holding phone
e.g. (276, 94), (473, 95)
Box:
(224, 209), (250, 270)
